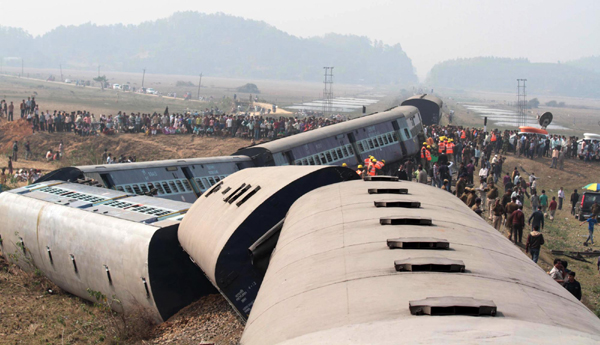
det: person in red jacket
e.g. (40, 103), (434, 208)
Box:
(511, 205), (525, 244)
(548, 196), (558, 221)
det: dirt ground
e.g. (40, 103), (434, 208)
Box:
(484, 153), (600, 316)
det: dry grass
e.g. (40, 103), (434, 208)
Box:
(481, 153), (600, 316)
(0, 253), (156, 344)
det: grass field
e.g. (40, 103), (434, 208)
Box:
(0, 66), (381, 114)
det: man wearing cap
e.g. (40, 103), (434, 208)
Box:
(486, 182), (499, 221)
(456, 174), (466, 197)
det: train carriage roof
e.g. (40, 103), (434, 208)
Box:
(77, 155), (252, 173)
(401, 94), (443, 108)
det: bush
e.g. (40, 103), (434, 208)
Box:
(236, 83), (260, 94)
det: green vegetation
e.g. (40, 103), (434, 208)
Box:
(0, 12), (417, 85)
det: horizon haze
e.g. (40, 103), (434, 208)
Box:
(2, 0), (599, 79)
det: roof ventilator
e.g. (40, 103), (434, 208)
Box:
(70, 254), (78, 274)
(46, 246), (54, 264)
(236, 186), (262, 207)
(221, 186), (232, 195)
(229, 184), (252, 204)
(380, 217), (432, 226)
(375, 201), (421, 208)
(387, 238), (449, 250)
(409, 297), (497, 316)
(363, 175), (399, 182)
(223, 183), (246, 202)
(204, 181), (223, 198)
(394, 257), (465, 272)
(368, 188), (408, 194)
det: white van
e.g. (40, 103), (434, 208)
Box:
(113, 84), (121, 90)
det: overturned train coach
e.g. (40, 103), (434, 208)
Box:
(0, 181), (216, 323)
(235, 174), (600, 344)
(3, 167), (600, 343)
(35, 105), (423, 202)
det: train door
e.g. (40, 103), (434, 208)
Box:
(392, 121), (408, 156)
(99, 173), (116, 189)
(283, 151), (296, 165)
(347, 132), (362, 165)
(181, 167), (201, 197)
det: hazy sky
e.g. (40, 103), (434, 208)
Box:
(3, 0), (599, 79)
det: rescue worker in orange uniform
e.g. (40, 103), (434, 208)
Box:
(446, 139), (455, 161)
(421, 143), (429, 170)
(368, 158), (378, 176)
(438, 137), (446, 154)
(426, 145), (432, 171)
(356, 165), (364, 176)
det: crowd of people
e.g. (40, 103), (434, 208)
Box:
(0, 97), (347, 140)
(395, 123), (599, 302)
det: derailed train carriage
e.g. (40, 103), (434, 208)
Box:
(0, 181), (215, 322)
(35, 105), (423, 200)
(35, 156), (254, 202)
(401, 94), (443, 126)
(234, 105), (422, 173)
(3, 167), (600, 343)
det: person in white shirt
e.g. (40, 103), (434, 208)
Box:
(478, 166), (488, 180)
(558, 187), (565, 210)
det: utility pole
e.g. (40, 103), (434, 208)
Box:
(322, 67), (334, 115)
(141, 68), (146, 89)
(60, 64), (63, 82)
(517, 79), (527, 126)
(197, 73), (203, 100)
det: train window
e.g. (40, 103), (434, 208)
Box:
(140, 184), (149, 193)
(295, 160), (302, 166)
(314, 155), (322, 165)
(336, 148), (344, 158)
(377, 137), (384, 146)
(162, 182), (172, 194)
(168, 181), (179, 192)
(214, 176), (221, 183)
(195, 178), (206, 190)
(331, 150), (338, 161)
(207, 177), (216, 186)
(342, 146), (349, 157)
(132, 184), (142, 195)
(383, 135), (389, 145)
(236, 186), (261, 207)
(308, 156), (316, 165)
(404, 128), (411, 139)
(124, 185), (134, 194)
(320, 153), (327, 163)
(175, 180), (186, 192)
(393, 132), (399, 142)
(372, 139), (379, 148)
(116, 186), (125, 192)
(347, 145), (354, 155)
(154, 183), (165, 194)
(387, 133), (394, 142)
(357, 142), (365, 153)
(302, 158), (309, 165)
(166, 167), (178, 172)
(325, 152), (333, 162)
(368, 139), (375, 149)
